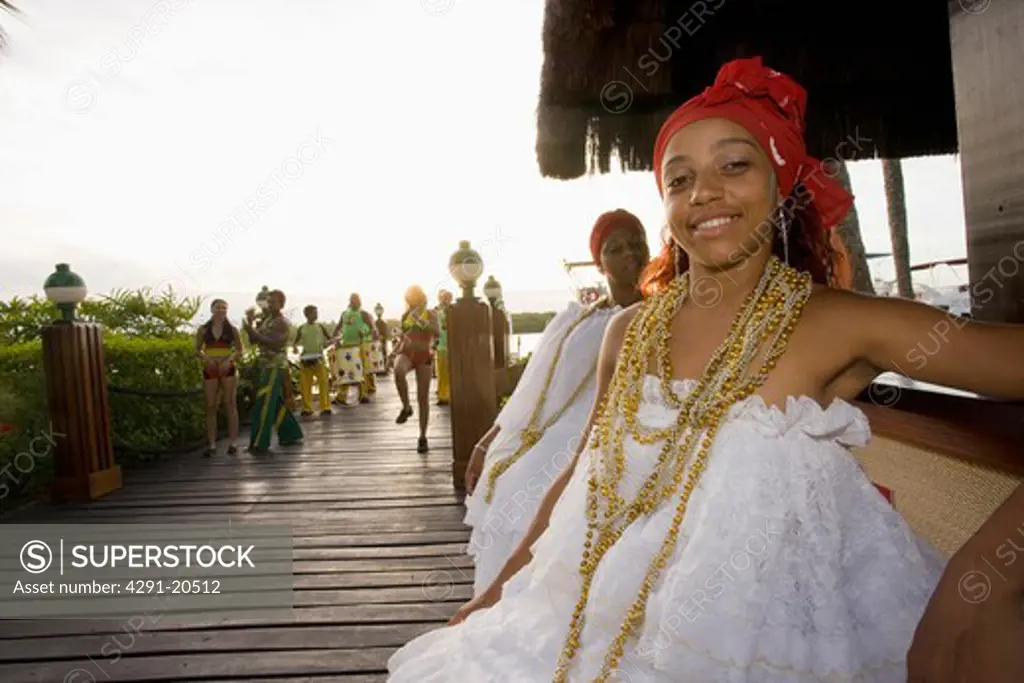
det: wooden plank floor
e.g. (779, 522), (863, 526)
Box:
(0, 376), (469, 682)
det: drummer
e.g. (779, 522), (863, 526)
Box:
(292, 305), (334, 417)
(333, 293), (378, 405)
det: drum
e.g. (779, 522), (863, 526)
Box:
(335, 345), (364, 385)
(300, 352), (324, 368)
(369, 340), (386, 374)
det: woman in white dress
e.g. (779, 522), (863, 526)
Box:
(462, 209), (649, 596)
(388, 57), (1024, 682)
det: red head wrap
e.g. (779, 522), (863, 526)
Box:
(590, 209), (645, 265)
(652, 57), (853, 230)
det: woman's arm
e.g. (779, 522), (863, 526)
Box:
(194, 326), (208, 362)
(450, 304), (639, 622)
(465, 424), (502, 494)
(845, 292), (1024, 400)
(476, 423), (501, 451)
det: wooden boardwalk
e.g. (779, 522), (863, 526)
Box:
(0, 377), (469, 682)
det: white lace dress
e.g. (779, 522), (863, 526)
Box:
(464, 300), (619, 595)
(390, 376), (945, 682)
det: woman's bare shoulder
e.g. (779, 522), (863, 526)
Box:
(608, 300), (644, 333)
(806, 284), (882, 317)
(807, 284), (942, 322)
(601, 300), (645, 356)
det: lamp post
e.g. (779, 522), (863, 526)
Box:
(40, 264), (122, 502)
(256, 285), (270, 311)
(43, 263), (88, 322)
(448, 241), (484, 301)
(482, 275), (501, 307)
(373, 303), (384, 318)
(482, 276), (509, 368)
(446, 241), (496, 491)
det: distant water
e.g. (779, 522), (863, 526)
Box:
(510, 333), (543, 360)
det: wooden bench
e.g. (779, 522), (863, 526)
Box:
(854, 378), (1024, 556)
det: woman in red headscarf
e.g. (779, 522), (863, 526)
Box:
(388, 58), (1024, 683)
(460, 208), (648, 598)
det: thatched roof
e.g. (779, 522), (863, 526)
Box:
(0, 2), (20, 56)
(537, 0), (959, 179)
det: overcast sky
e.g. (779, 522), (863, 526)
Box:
(0, 0), (969, 321)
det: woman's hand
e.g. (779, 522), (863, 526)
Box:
(950, 591), (1024, 683)
(909, 587), (1024, 682)
(907, 552), (1024, 682)
(447, 585), (500, 626)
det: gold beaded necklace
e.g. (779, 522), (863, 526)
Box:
(551, 257), (812, 683)
(484, 297), (611, 504)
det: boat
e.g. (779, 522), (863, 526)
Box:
(874, 256), (970, 317)
(562, 259), (608, 305)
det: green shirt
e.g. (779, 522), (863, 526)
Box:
(340, 308), (371, 346)
(297, 323), (329, 355)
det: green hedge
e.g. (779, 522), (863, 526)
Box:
(104, 337), (207, 454)
(0, 335), (254, 506)
(0, 342), (51, 509)
(510, 311), (558, 335)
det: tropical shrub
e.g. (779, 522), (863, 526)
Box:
(0, 335), (227, 503)
(0, 287), (221, 508)
(0, 288), (201, 345)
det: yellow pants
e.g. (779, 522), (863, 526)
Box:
(361, 342), (376, 397)
(436, 348), (450, 403)
(299, 360), (331, 412)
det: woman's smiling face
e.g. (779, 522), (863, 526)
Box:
(660, 117), (778, 270)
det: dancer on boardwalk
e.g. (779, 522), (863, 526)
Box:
(244, 289), (303, 453)
(434, 289), (453, 406)
(373, 304), (391, 374)
(388, 57), (1024, 682)
(195, 298), (242, 456)
(462, 209), (649, 596)
(393, 285), (439, 453)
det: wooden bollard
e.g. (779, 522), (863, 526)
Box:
(42, 322), (122, 502)
(447, 297), (497, 492)
(491, 305), (509, 369)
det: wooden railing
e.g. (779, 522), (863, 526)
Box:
(855, 377), (1024, 477)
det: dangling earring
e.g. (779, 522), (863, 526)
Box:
(673, 243), (682, 280)
(778, 211), (790, 265)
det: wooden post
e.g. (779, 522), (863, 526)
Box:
(42, 322), (122, 502)
(491, 305), (508, 369)
(950, 1), (1024, 322)
(447, 297), (497, 492)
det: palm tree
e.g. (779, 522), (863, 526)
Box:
(834, 160), (876, 294)
(882, 158), (914, 298)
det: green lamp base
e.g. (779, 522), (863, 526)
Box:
(56, 303), (77, 323)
